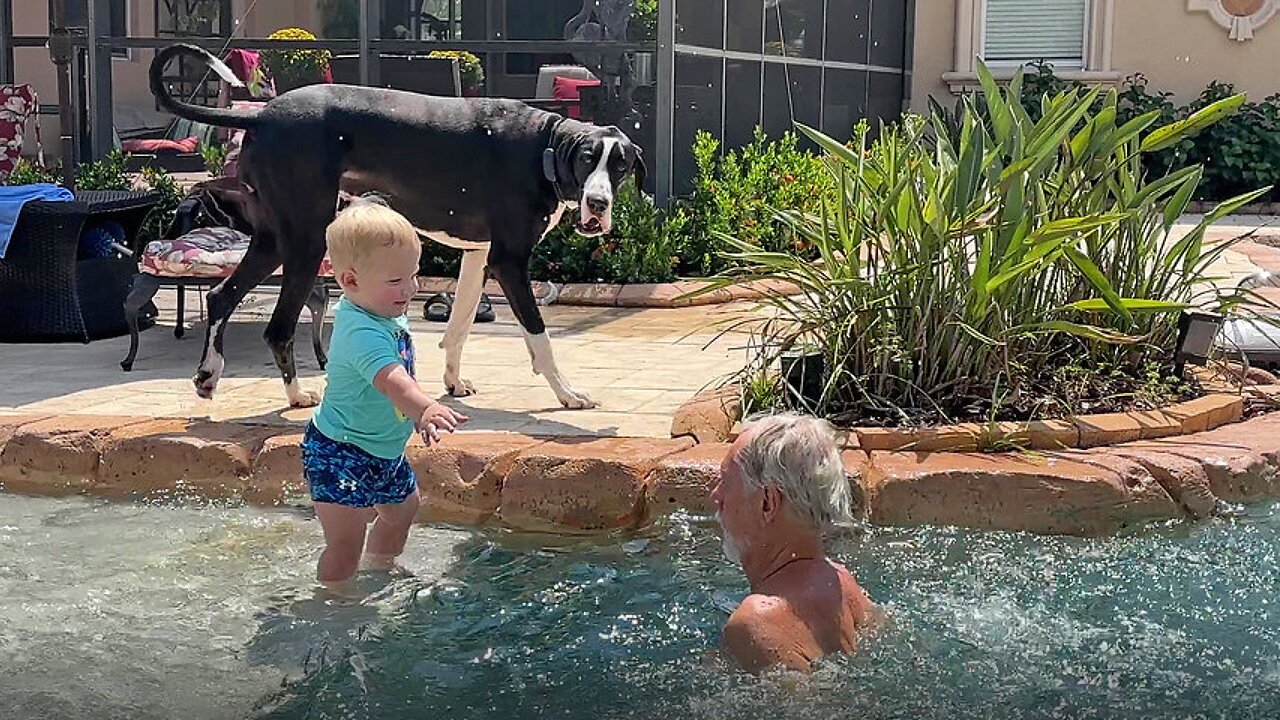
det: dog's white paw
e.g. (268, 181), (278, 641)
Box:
(445, 374), (477, 397)
(555, 386), (598, 410)
(285, 380), (321, 408)
(193, 375), (218, 400)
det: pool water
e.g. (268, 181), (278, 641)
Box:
(1, 494), (1277, 720)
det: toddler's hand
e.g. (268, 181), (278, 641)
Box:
(418, 401), (469, 445)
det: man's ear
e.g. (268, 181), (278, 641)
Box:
(761, 486), (782, 521)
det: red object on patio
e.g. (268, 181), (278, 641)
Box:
(552, 76), (602, 120)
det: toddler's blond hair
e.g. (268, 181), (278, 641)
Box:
(326, 200), (419, 273)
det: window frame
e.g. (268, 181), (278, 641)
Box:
(943, 0), (1119, 94)
(979, 0), (1090, 69)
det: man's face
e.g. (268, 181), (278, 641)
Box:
(710, 432), (763, 566)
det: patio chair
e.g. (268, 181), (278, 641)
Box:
(0, 190), (161, 343)
(120, 177), (332, 372)
(0, 84), (44, 182)
(529, 64), (603, 121)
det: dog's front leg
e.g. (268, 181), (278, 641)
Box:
(440, 249), (486, 397)
(489, 259), (597, 410)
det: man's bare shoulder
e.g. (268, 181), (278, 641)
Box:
(723, 594), (812, 673)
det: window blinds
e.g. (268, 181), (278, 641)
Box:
(983, 0), (1088, 64)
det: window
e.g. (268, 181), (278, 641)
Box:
(49, 0), (131, 58)
(944, 0), (1117, 94)
(982, 0), (1087, 66)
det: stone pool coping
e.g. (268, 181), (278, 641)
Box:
(2, 402), (1279, 537)
(670, 385), (1276, 451)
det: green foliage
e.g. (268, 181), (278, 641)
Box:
(428, 50), (484, 91)
(74, 149), (130, 190)
(137, 165), (185, 247)
(5, 158), (61, 186)
(1013, 63), (1280, 203)
(630, 0), (658, 41)
(531, 178), (689, 283)
(679, 128), (836, 277)
(201, 141), (227, 177)
(716, 61), (1269, 426)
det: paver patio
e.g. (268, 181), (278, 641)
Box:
(0, 290), (755, 438)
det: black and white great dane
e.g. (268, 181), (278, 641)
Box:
(148, 44), (645, 410)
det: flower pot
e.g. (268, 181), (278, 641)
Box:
(780, 349), (825, 409)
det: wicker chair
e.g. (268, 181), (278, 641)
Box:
(0, 190), (161, 343)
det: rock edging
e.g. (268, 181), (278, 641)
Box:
(3, 409), (1279, 537)
(671, 385), (1252, 451)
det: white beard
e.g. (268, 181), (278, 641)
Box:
(716, 514), (744, 567)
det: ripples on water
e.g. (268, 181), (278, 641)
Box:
(0, 495), (1277, 720)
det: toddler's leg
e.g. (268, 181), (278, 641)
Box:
(314, 501), (372, 586)
(363, 489), (421, 572)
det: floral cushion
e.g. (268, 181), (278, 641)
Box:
(0, 85), (41, 182)
(140, 227), (334, 279)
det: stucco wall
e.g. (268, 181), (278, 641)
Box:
(11, 0), (319, 160)
(911, 1), (1280, 113)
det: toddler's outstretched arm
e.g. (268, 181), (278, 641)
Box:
(374, 364), (469, 444)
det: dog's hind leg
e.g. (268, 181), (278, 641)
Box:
(489, 257), (597, 409)
(305, 281), (330, 370)
(440, 249), (487, 397)
(265, 221), (330, 408)
(193, 235), (282, 399)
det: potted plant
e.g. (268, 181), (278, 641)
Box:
(427, 50), (484, 96)
(261, 27), (332, 94)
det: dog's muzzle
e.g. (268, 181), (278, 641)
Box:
(576, 193), (611, 237)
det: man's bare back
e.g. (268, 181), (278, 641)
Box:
(723, 558), (878, 673)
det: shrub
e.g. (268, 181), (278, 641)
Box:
(5, 158), (61, 185)
(531, 178), (688, 283)
(262, 28), (331, 90)
(74, 148), (130, 190)
(721, 61), (1271, 427)
(680, 128), (836, 277)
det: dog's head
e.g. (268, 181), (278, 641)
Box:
(165, 176), (257, 239)
(552, 124), (646, 237)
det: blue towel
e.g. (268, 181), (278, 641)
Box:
(0, 183), (75, 259)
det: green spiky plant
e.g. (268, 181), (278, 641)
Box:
(712, 61), (1275, 427)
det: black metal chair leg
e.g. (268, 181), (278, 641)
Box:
(174, 283), (186, 339)
(121, 273), (162, 371)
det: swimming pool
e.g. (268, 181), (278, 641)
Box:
(1, 494), (1276, 719)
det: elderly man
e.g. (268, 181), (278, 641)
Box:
(710, 412), (878, 673)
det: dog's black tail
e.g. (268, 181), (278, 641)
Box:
(149, 43), (262, 131)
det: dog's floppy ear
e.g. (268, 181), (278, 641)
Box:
(554, 130), (587, 192)
(632, 145), (647, 194)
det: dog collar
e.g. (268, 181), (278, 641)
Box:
(542, 147), (570, 203)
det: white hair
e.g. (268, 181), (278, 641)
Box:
(734, 412), (855, 531)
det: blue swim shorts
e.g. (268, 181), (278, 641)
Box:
(300, 422), (416, 508)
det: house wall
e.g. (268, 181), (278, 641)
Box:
(911, 0), (1280, 113)
(11, 0), (319, 160)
